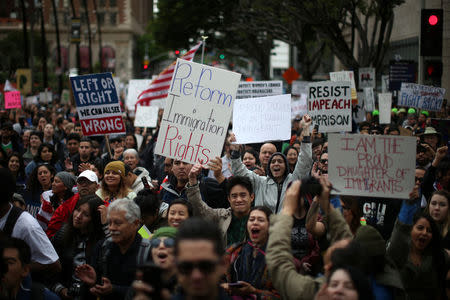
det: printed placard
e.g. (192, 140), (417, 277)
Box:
(378, 93), (392, 124)
(399, 83), (446, 111)
(127, 79), (152, 110)
(233, 94), (291, 144)
(134, 106), (159, 128)
(328, 134), (416, 199)
(330, 71), (357, 103)
(5, 91), (21, 109)
(307, 81), (352, 132)
(236, 81), (282, 99)
(154, 59), (241, 165)
(70, 72), (125, 136)
(359, 67), (375, 89)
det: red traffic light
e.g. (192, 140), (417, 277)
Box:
(143, 64), (148, 69)
(428, 15), (439, 26)
(175, 50), (180, 55)
(427, 65), (434, 76)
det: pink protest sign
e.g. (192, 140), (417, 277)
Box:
(5, 91), (21, 109)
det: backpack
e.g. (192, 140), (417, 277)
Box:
(0, 206), (24, 238)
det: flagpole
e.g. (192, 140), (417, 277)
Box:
(201, 36), (208, 64)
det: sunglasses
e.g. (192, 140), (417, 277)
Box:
(176, 259), (220, 275)
(320, 159), (328, 164)
(150, 238), (175, 248)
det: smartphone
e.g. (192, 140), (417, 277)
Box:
(141, 177), (154, 189)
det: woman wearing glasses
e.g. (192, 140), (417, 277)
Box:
(222, 206), (280, 299)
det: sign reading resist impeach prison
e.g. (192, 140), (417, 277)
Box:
(307, 81), (352, 132)
(70, 72), (125, 136)
(155, 59), (241, 165)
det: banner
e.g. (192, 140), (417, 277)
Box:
(398, 83), (446, 111)
(330, 71), (357, 103)
(70, 72), (125, 136)
(127, 79), (152, 110)
(328, 134), (416, 199)
(307, 81), (352, 132)
(4, 91), (21, 109)
(358, 67), (375, 89)
(233, 94), (291, 144)
(236, 81), (282, 99)
(378, 93), (392, 124)
(154, 59), (241, 164)
(134, 106), (159, 128)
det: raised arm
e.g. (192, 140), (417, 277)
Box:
(291, 115), (314, 181)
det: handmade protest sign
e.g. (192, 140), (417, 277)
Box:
(233, 94), (291, 144)
(358, 68), (375, 89)
(127, 79), (152, 110)
(328, 133), (416, 199)
(307, 81), (352, 132)
(154, 59), (241, 165)
(354, 92), (365, 124)
(236, 81), (282, 99)
(5, 91), (21, 109)
(364, 88), (375, 112)
(378, 93), (392, 124)
(398, 83), (446, 111)
(291, 81), (310, 96)
(70, 72), (125, 136)
(291, 94), (307, 118)
(134, 106), (159, 128)
(330, 71), (357, 103)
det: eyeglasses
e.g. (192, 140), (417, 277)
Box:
(176, 259), (220, 275)
(320, 159), (328, 164)
(150, 238), (175, 248)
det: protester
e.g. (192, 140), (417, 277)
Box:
(50, 195), (105, 299)
(69, 137), (99, 175)
(24, 163), (56, 217)
(22, 131), (42, 165)
(229, 115), (313, 213)
(134, 189), (168, 239)
(64, 133), (81, 159)
(167, 199), (192, 228)
(242, 148), (261, 171)
(425, 190), (450, 249)
(172, 217), (229, 299)
(222, 206), (280, 298)
(258, 143), (277, 175)
(36, 171), (77, 230)
(7, 152), (26, 193)
(46, 170), (100, 238)
(283, 146), (299, 174)
(96, 161), (136, 204)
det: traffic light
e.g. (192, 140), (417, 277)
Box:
(175, 50), (180, 57)
(423, 60), (442, 86)
(421, 9), (443, 56)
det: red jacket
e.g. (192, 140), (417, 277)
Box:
(45, 193), (80, 238)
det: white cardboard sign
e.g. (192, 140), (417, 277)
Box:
(134, 106), (159, 128)
(307, 81), (352, 132)
(364, 88), (375, 112)
(330, 71), (357, 102)
(155, 59), (241, 165)
(236, 81), (283, 99)
(328, 133), (416, 199)
(233, 94), (291, 144)
(126, 79), (152, 110)
(378, 93), (392, 124)
(291, 94), (307, 118)
(359, 67), (375, 89)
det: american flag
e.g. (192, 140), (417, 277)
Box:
(135, 42), (202, 108)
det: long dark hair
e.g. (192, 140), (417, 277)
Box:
(34, 143), (58, 165)
(412, 212), (446, 298)
(328, 265), (374, 300)
(26, 163), (56, 195)
(63, 195), (105, 248)
(246, 206), (272, 242)
(8, 152), (25, 180)
(49, 175), (74, 210)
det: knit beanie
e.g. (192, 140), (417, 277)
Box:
(104, 161), (126, 179)
(354, 225), (386, 257)
(55, 171), (77, 190)
(151, 227), (178, 240)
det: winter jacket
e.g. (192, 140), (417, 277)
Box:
(266, 208), (352, 300)
(231, 142), (313, 213)
(131, 167), (152, 194)
(46, 193), (80, 238)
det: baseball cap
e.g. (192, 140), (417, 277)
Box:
(77, 170), (99, 184)
(407, 108), (416, 114)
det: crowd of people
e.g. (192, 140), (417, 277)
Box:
(0, 97), (449, 300)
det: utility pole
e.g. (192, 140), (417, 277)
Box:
(39, 1), (48, 88)
(70, 0), (80, 72)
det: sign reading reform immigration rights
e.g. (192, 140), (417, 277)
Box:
(70, 72), (125, 136)
(399, 83), (446, 111)
(155, 59), (241, 165)
(233, 94), (291, 144)
(236, 81), (282, 99)
(328, 134), (416, 199)
(307, 81), (352, 132)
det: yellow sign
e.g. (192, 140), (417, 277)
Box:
(16, 69), (32, 95)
